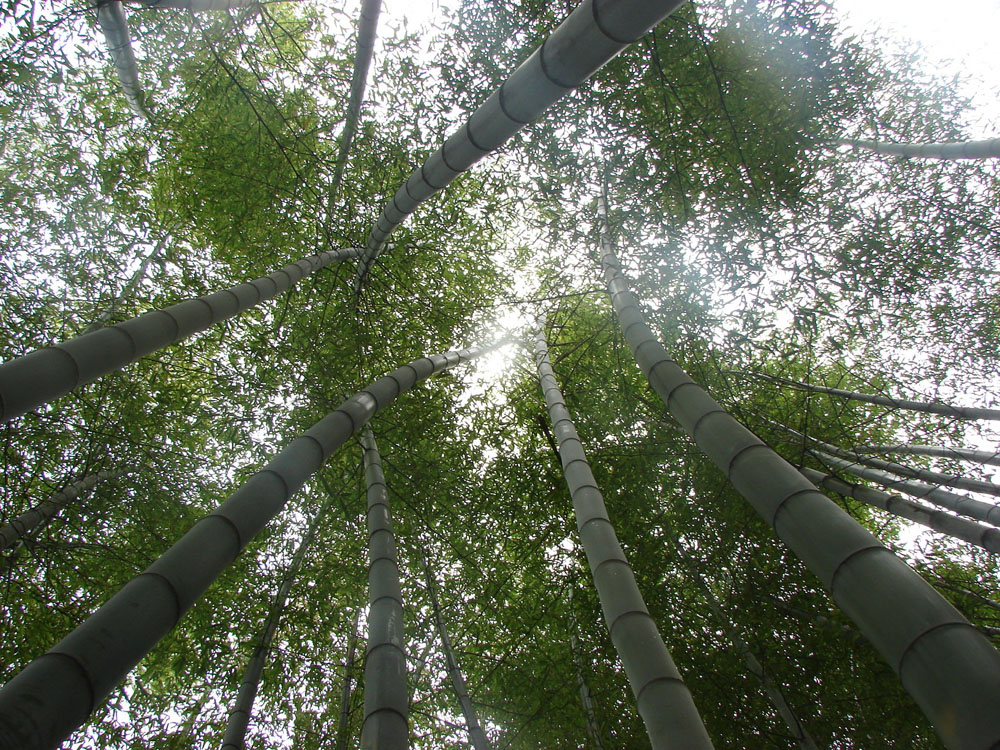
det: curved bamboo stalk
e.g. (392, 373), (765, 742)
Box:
(597, 194), (1000, 750)
(812, 451), (1000, 528)
(220, 499), (332, 749)
(350, 0), (687, 296)
(670, 538), (818, 750)
(0, 342), (496, 749)
(359, 426), (407, 749)
(801, 467), (1000, 556)
(96, 1), (153, 122)
(326, 0), (381, 216)
(422, 554), (490, 750)
(0, 247), (361, 423)
(856, 443), (1000, 469)
(335, 607), (362, 750)
(567, 586), (604, 750)
(533, 324), (713, 749)
(0, 468), (127, 553)
(779, 425), (1000, 500)
(748, 372), (1000, 421)
(837, 136), (1000, 160)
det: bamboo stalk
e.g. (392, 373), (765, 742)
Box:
(96, 1), (153, 121)
(856, 443), (1000, 469)
(0, 342), (497, 749)
(567, 586), (604, 750)
(335, 608), (363, 750)
(837, 136), (1000, 160)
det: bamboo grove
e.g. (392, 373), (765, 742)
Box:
(1, 0), (999, 748)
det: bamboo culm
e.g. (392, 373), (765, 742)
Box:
(855, 443), (1000, 469)
(327, 0), (380, 216)
(567, 587), (604, 750)
(801, 467), (1000, 556)
(0, 247), (361, 423)
(220, 500), (332, 750)
(749, 371), (1000, 421)
(95, 1), (152, 121)
(83, 235), (168, 335)
(0, 468), (127, 553)
(0, 344), (494, 749)
(812, 451), (1000, 528)
(781, 426), (1000, 500)
(670, 538), (818, 750)
(837, 136), (1000, 160)
(597, 194), (1000, 750)
(350, 0), (687, 295)
(423, 555), (491, 750)
(533, 324), (713, 749)
(359, 427), (408, 750)
(335, 608), (362, 750)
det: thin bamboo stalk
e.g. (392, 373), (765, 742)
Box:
(801, 467), (1000, 556)
(533, 323), (712, 749)
(856, 443), (1000, 469)
(812, 451), (1000, 528)
(350, 0), (687, 295)
(83, 235), (169, 335)
(220, 500), (332, 749)
(0, 342), (496, 749)
(422, 555), (490, 750)
(96, 1), (153, 121)
(335, 608), (363, 750)
(597, 194), (1000, 750)
(748, 372), (1000, 421)
(0, 247), (361, 423)
(567, 586), (604, 750)
(837, 136), (1000, 160)
(359, 426), (407, 750)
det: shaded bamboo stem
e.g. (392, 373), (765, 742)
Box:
(0, 343), (497, 749)
(423, 555), (490, 750)
(748, 371), (1000, 421)
(801, 467), (1000, 555)
(350, 0), (687, 295)
(96, 1), (152, 121)
(812, 451), (1000, 528)
(837, 136), (1000, 160)
(597, 193), (1000, 750)
(856, 443), (1000, 469)
(221, 500), (332, 749)
(671, 539), (818, 750)
(567, 587), (604, 750)
(83, 235), (169, 335)
(0, 247), (361, 423)
(533, 323), (712, 749)
(359, 426), (408, 749)
(335, 607), (362, 750)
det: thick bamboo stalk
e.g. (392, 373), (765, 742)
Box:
(801, 467), (1000, 556)
(597, 195), (1000, 750)
(335, 608), (363, 750)
(220, 500), (330, 750)
(856, 443), (1000, 469)
(96, 1), (153, 121)
(0, 343), (494, 749)
(782, 427), (1000, 500)
(533, 324), (713, 749)
(359, 426), (408, 750)
(422, 555), (490, 750)
(749, 372), (1000, 421)
(0, 247), (361, 423)
(671, 539), (818, 750)
(812, 451), (1000, 528)
(326, 0), (381, 214)
(567, 587), (604, 750)
(837, 136), (1000, 160)
(0, 468), (127, 553)
(350, 0), (687, 295)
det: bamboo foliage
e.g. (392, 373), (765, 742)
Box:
(220, 498), (333, 750)
(359, 426), (408, 750)
(837, 136), (1000, 160)
(422, 554), (491, 750)
(800, 467), (1000, 556)
(532, 323), (713, 750)
(351, 0), (688, 295)
(597, 194), (1000, 750)
(0, 247), (361, 423)
(0, 344), (493, 749)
